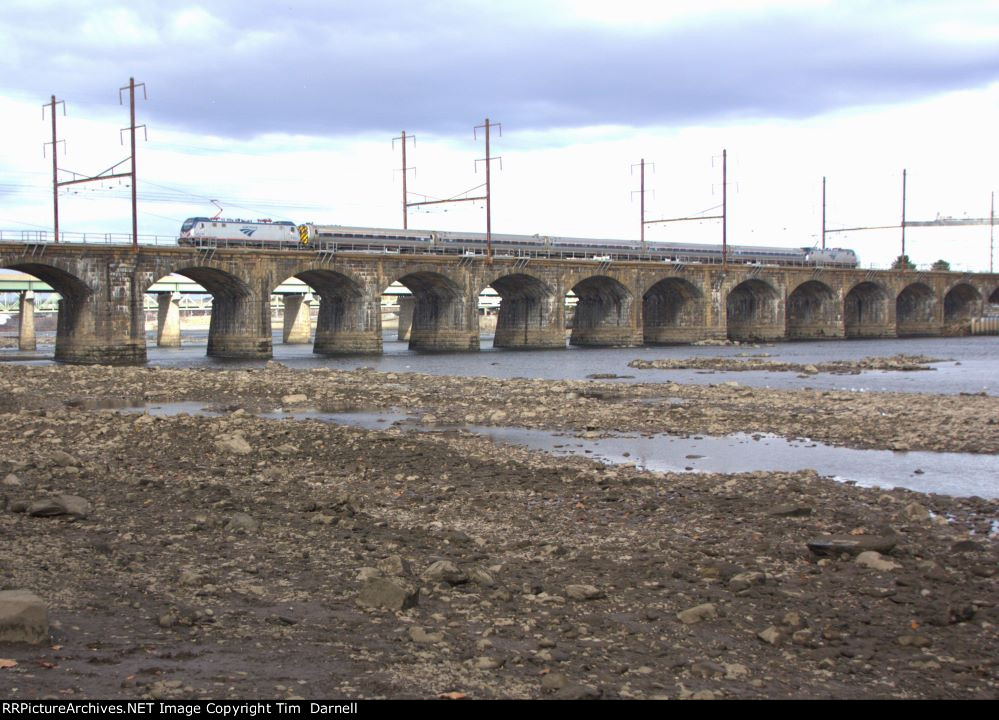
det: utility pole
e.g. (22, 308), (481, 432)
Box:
(991, 191), (995, 274)
(42, 95), (66, 242)
(900, 168), (907, 267)
(722, 149), (728, 271)
(474, 118), (502, 262)
(120, 77), (147, 249)
(49, 78), (147, 248)
(631, 159), (655, 252)
(393, 130), (416, 229)
(821, 176), (826, 250)
(640, 158), (645, 250)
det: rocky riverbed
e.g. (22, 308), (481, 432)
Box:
(0, 363), (997, 699)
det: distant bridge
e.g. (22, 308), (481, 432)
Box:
(0, 241), (996, 364)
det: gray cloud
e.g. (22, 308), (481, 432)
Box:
(3, 0), (998, 139)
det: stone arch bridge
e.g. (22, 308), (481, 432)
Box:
(2, 243), (996, 365)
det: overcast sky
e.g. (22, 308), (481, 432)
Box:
(2, 0), (998, 270)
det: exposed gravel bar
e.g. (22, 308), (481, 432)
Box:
(0, 363), (996, 699)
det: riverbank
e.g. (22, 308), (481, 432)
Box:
(0, 363), (996, 699)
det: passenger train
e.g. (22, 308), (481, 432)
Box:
(178, 217), (859, 268)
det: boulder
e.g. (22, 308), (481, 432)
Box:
(356, 578), (419, 611)
(27, 495), (91, 519)
(806, 534), (896, 557)
(0, 590), (48, 644)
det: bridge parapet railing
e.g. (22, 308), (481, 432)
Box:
(0, 229), (179, 247)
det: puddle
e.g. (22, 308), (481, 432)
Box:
(109, 401), (999, 499)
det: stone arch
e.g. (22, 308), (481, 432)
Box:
(786, 280), (841, 339)
(568, 275), (640, 347)
(844, 281), (891, 338)
(990, 286), (999, 304)
(642, 276), (706, 344)
(0, 261), (93, 361)
(896, 282), (937, 337)
(274, 269), (379, 354)
(479, 272), (562, 349)
(387, 270), (477, 351)
(943, 283), (981, 323)
(144, 265), (268, 359)
(726, 279), (783, 341)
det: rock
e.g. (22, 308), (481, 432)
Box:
(216, 436), (252, 455)
(806, 534), (897, 557)
(2, 474), (22, 487)
(50, 450), (79, 467)
(421, 560), (468, 585)
(724, 663), (749, 679)
(728, 571), (765, 593)
(356, 578), (419, 611)
(677, 603), (717, 625)
(898, 635), (931, 648)
(466, 567), (496, 588)
(769, 504), (813, 517)
(0, 590), (48, 644)
(855, 551), (902, 572)
(903, 502), (930, 522)
(555, 684), (602, 700)
(757, 626), (783, 645)
(376, 555), (413, 577)
(226, 513), (259, 533)
(489, 410), (507, 423)
(280, 394), (308, 405)
(564, 584), (605, 601)
(474, 656), (505, 670)
(27, 494), (91, 519)
(356, 567), (382, 582)
(950, 540), (985, 553)
(408, 626), (443, 645)
(541, 672), (569, 691)
(691, 660), (725, 678)
(802, 364), (819, 374)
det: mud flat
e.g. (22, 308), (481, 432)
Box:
(0, 363), (997, 699)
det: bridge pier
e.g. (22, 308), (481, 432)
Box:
(408, 296), (480, 351)
(642, 277), (714, 344)
(896, 282), (942, 337)
(282, 293), (312, 344)
(726, 279), (785, 342)
(491, 278), (566, 349)
(51, 260), (146, 365)
(785, 280), (844, 339)
(844, 282), (894, 338)
(156, 292), (182, 347)
(205, 293), (272, 360)
(18, 291), (35, 351)
(313, 294), (382, 355)
(400, 276), (479, 352)
(568, 276), (642, 347)
(493, 298), (565, 348)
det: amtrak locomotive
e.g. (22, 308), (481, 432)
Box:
(178, 217), (859, 268)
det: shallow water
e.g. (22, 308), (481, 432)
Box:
(151, 333), (997, 395)
(6, 332), (997, 395)
(130, 403), (999, 499)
